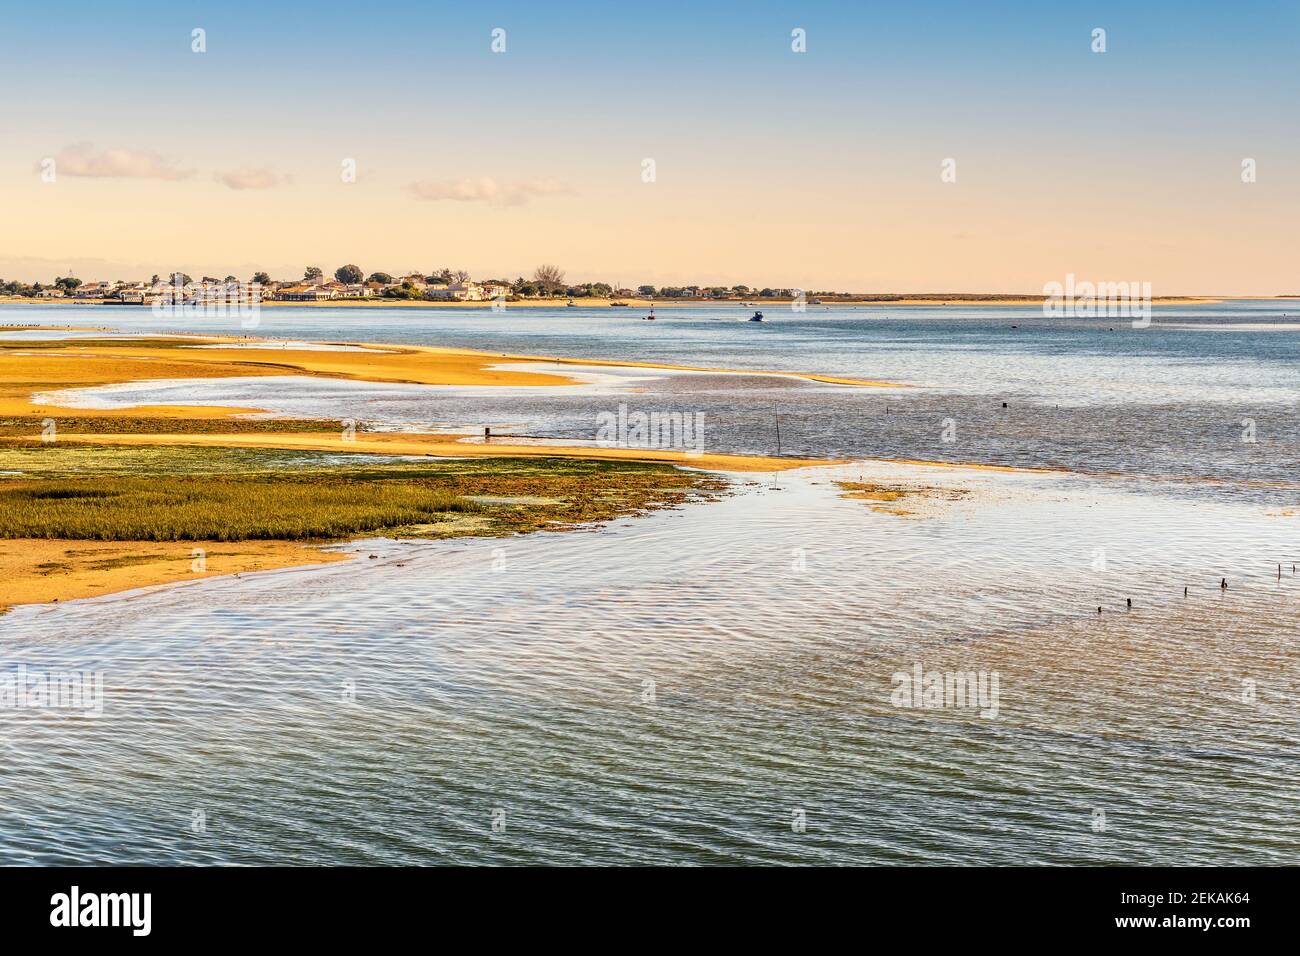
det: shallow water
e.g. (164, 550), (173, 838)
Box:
(1, 464), (1296, 864)
(9, 301), (1300, 497)
(0, 303), (1296, 864)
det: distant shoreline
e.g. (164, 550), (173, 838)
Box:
(2, 294), (1288, 309)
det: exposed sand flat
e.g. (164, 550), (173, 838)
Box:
(0, 332), (871, 608)
(874, 457), (1067, 475)
(0, 324), (109, 331)
(124, 339), (903, 388)
(0, 346), (275, 419)
(0, 336), (900, 420)
(0, 538), (346, 612)
(509, 353), (900, 387)
(42, 430), (832, 473)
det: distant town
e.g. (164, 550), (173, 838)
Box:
(0, 265), (1062, 305)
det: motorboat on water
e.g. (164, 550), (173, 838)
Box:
(749, 311), (764, 322)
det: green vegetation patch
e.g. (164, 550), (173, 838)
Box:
(0, 476), (477, 541)
(0, 445), (723, 542)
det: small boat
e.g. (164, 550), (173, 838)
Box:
(609, 301), (629, 307)
(749, 311), (764, 322)
(567, 300), (576, 307)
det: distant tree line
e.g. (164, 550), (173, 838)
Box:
(1, 264), (818, 301)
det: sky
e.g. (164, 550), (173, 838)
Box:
(1, 0), (1297, 293)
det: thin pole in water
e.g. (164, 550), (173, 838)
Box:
(774, 405), (782, 457)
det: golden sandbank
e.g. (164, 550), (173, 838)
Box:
(0, 538), (347, 613)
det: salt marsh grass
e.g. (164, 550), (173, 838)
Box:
(0, 445), (716, 542)
(0, 476), (478, 541)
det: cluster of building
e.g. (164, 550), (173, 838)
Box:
(22, 276), (824, 304)
(32, 275), (512, 304)
(276, 276), (509, 302)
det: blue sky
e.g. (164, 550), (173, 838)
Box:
(2, 1), (1297, 291)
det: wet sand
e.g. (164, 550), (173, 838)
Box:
(0, 335), (899, 421)
(46, 429), (834, 473)
(0, 538), (347, 613)
(0, 330), (947, 608)
(0, 329), (861, 606)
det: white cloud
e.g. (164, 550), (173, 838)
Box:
(215, 167), (289, 190)
(406, 176), (573, 206)
(48, 143), (194, 181)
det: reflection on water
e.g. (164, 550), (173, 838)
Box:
(1, 304), (1297, 865)
(0, 464), (1296, 864)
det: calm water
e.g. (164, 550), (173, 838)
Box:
(11, 300), (1300, 497)
(0, 303), (1296, 864)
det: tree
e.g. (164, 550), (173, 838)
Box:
(54, 276), (82, 292)
(382, 281), (425, 300)
(637, 285), (657, 297)
(335, 264), (363, 284)
(252, 271), (270, 285)
(304, 266), (324, 281)
(532, 264), (566, 295)
(367, 272), (394, 284)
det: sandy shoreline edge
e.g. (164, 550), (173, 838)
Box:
(0, 327), (864, 609)
(0, 326), (1054, 612)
